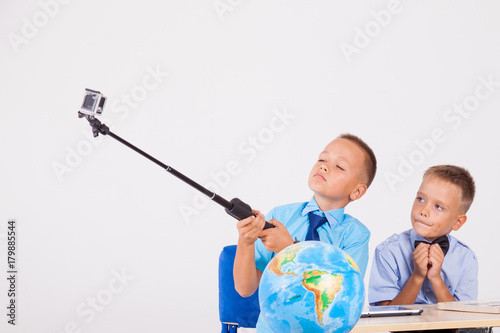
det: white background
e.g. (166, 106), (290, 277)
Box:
(1, 1), (500, 332)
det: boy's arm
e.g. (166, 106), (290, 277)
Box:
(453, 251), (478, 301)
(379, 243), (430, 305)
(342, 230), (370, 278)
(379, 275), (425, 305)
(233, 211), (266, 297)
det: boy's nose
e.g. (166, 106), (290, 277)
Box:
(420, 207), (429, 218)
(320, 164), (328, 172)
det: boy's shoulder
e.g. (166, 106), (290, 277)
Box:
(267, 201), (308, 218)
(271, 201), (308, 211)
(448, 234), (471, 247)
(375, 229), (412, 251)
(448, 234), (477, 258)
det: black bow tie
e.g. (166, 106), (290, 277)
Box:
(414, 235), (450, 256)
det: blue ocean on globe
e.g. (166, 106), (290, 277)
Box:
(259, 241), (365, 333)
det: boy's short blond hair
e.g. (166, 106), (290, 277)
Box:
(423, 165), (476, 213)
(338, 133), (377, 188)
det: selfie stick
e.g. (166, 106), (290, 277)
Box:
(78, 112), (274, 229)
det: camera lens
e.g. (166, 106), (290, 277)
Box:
(82, 94), (97, 110)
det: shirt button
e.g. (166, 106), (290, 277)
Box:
(426, 289), (431, 293)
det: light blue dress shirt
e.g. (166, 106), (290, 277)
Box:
(368, 229), (478, 306)
(254, 197), (371, 332)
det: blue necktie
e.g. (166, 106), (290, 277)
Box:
(306, 212), (327, 241)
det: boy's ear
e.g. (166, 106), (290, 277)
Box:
(350, 184), (367, 202)
(452, 214), (467, 231)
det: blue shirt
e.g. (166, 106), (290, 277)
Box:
(255, 197), (371, 332)
(255, 197), (370, 276)
(368, 229), (478, 306)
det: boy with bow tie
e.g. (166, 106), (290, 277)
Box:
(369, 165), (478, 306)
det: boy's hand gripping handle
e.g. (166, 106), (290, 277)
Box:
(225, 198), (275, 229)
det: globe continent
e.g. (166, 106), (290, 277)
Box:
(259, 241), (364, 333)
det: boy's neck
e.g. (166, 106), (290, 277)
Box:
(313, 194), (349, 212)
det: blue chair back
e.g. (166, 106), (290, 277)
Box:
(219, 245), (260, 333)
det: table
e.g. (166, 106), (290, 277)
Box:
(352, 304), (500, 332)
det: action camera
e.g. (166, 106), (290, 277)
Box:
(79, 88), (106, 117)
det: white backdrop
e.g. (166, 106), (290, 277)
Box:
(1, 1), (500, 332)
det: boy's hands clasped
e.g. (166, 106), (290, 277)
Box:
(236, 210), (294, 253)
(413, 242), (445, 281)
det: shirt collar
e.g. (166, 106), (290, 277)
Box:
(302, 196), (345, 228)
(410, 229), (450, 250)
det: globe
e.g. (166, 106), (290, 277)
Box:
(259, 241), (365, 333)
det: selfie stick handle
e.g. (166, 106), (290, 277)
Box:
(83, 114), (274, 229)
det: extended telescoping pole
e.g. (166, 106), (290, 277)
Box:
(81, 114), (274, 229)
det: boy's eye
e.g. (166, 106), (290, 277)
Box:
(435, 204), (443, 211)
(318, 159), (325, 163)
(416, 197), (424, 202)
(336, 165), (345, 171)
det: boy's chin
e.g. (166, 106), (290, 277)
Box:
(412, 224), (431, 238)
(412, 226), (443, 241)
(307, 181), (322, 194)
